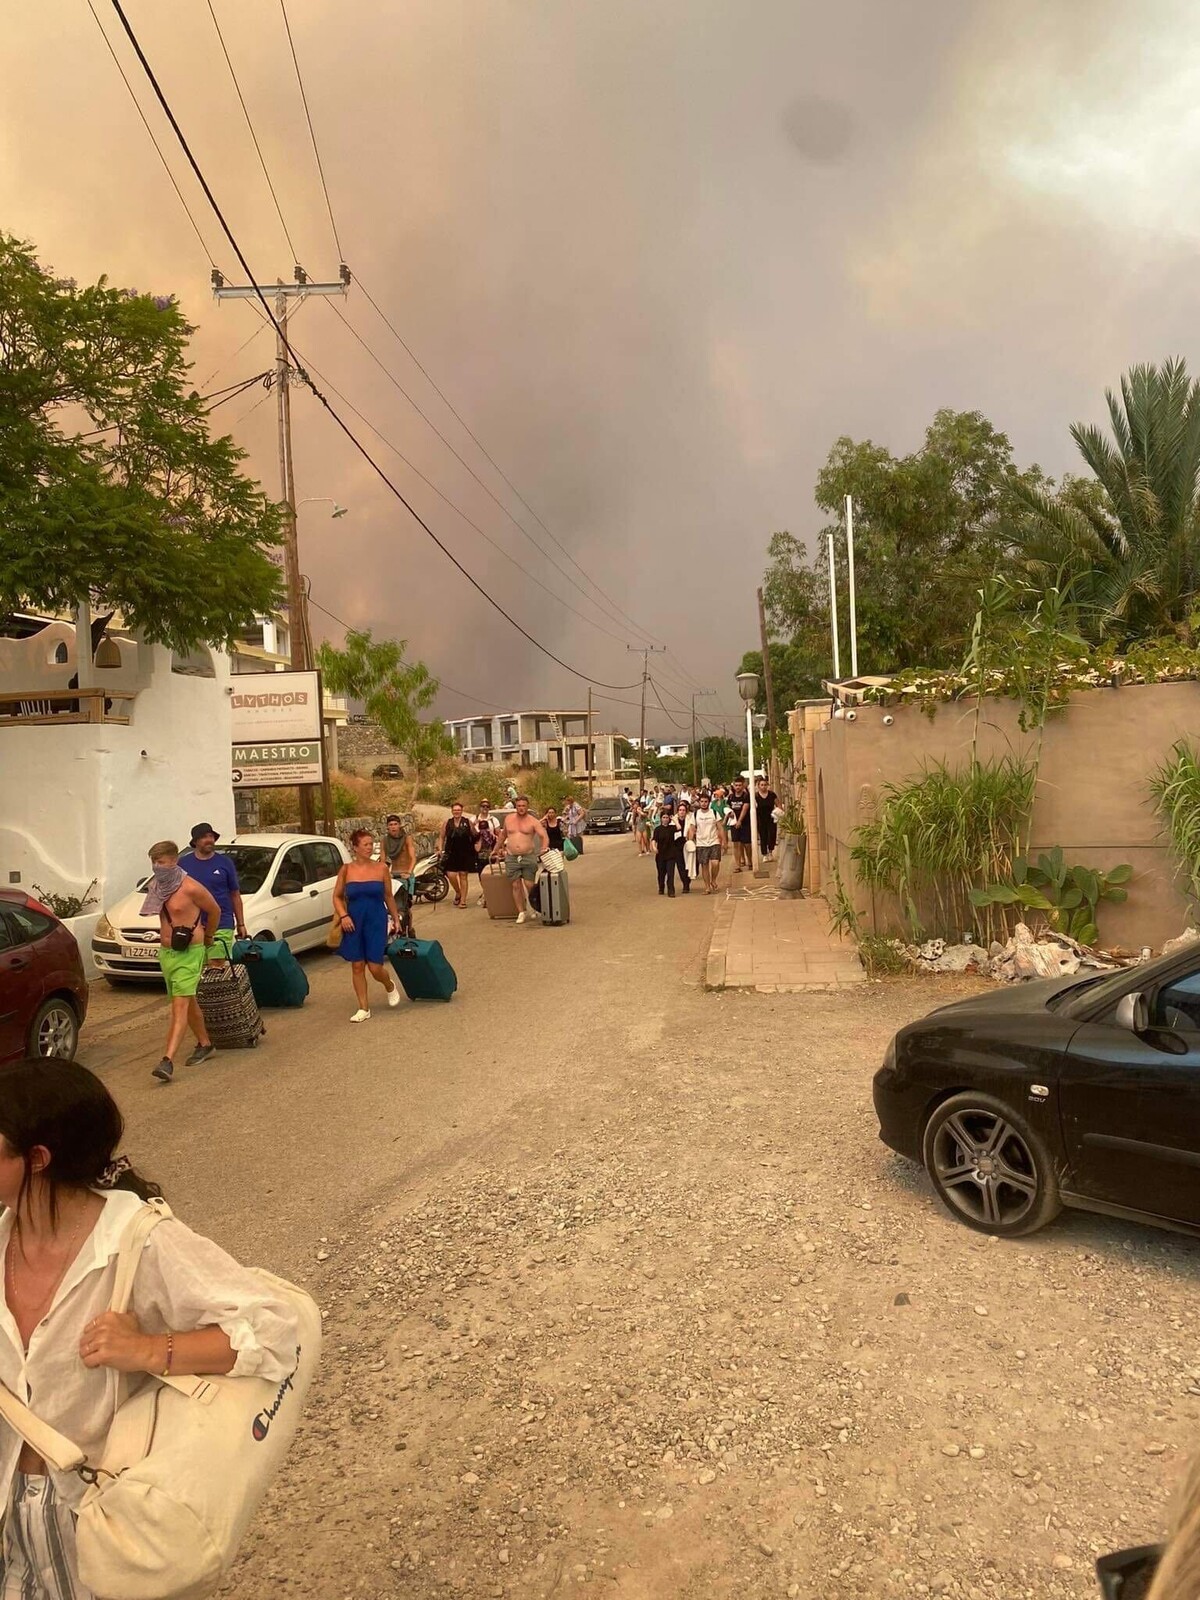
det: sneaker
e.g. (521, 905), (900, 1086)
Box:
(386, 986), (401, 1008)
(516, 911), (527, 924)
(151, 1057), (174, 1083)
(186, 1043), (215, 1066)
(350, 1008), (372, 1023)
(667, 888), (676, 898)
(527, 909), (541, 922)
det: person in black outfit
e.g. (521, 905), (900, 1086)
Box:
(542, 807), (565, 850)
(755, 777), (779, 860)
(652, 806), (685, 897)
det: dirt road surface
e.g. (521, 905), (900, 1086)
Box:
(81, 838), (1200, 1599)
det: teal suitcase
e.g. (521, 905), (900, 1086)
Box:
(232, 938), (310, 1007)
(386, 936), (457, 1001)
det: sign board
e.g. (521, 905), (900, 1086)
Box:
(230, 671), (324, 788)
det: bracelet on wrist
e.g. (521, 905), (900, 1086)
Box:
(160, 1331), (174, 1377)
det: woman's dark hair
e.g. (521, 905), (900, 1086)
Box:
(349, 828), (373, 848)
(0, 1060), (161, 1224)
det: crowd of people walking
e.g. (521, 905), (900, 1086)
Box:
(629, 775), (779, 896)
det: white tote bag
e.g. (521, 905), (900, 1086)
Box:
(0, 1201), (321, 1600)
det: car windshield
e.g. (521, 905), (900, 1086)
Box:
(219, 845), (278, 894)
(591, 800), (621, 813)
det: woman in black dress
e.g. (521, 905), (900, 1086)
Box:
(441, 801), (478, 908)
(542, 807), (565, 850)
(755, 776), (779, 860)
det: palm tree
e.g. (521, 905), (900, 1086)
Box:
(1016, 359), (1200, 641)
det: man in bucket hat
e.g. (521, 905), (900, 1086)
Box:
(179, 822), (246, 961)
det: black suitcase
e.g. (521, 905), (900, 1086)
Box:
(196, 959), (265, 1048)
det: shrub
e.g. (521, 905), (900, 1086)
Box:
(330, 781), (362, 819)
(522, 767), (581, 814)
(256, 788), (296, 828)
(32, 879), (98, 920)
(851, 757), (1035, 942)
(1150, 739), (1200, 914)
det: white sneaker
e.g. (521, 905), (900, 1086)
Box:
(350, 1008), (371, 1023)
(516, 911), (527, 924)
(386, 986), (401, 1008)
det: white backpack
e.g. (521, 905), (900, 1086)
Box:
(0, 1200), (321, 1600)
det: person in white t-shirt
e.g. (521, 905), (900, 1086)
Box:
(688, 792), (727, 894)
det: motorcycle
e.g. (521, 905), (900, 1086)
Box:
(401, 853), (450, 905)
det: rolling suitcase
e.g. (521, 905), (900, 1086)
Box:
(232, 938), (309, 1008)
(481, 864), (518, 920)
(387, 936), (458, 1001)
(196, 959), (265, 1047)
(538, 869), (570, 926)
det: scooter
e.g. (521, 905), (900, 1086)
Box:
(403, 853), (450, 905)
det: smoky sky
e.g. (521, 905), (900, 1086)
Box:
(4, 0), (1197, 736)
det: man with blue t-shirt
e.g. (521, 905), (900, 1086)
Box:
(180, 823), (246, 958)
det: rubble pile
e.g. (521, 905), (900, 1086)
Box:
(903, 922), (1126, 982)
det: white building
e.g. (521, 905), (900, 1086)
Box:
(658, 742), (690, 759)
(443, 709), (619, 781)
(0, 613), (238, 963)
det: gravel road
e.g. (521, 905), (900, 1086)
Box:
(81, 839), (1200, 1599)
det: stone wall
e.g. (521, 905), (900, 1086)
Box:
(335, 720), (405, 776)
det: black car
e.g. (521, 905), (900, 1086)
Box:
(873, 942), (1200, 1239)
(585, 797), (629, 834)
(372, 763), (404, 780)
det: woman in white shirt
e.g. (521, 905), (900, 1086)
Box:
(0, 1058), (301, 1599)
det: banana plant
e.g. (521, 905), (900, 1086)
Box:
(969, 848), (1132, 946)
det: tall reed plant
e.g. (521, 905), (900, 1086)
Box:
(851, 757), (1036, 943)
(1150, 740), (1200, 914)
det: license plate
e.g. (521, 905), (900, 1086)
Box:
(121, 945), (157, 960)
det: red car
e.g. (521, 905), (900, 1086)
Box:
(0, 891), (89, 1063)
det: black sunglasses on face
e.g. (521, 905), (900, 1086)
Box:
(1096, 1545), (1163, 1599)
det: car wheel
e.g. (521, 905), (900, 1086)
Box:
(28, 998), (80, 1062)
(921, 1091), (1061, 1238)
(252, 929), (277, 942)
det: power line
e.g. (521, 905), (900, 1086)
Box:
(295, 346), (647, 649)
(84, 0), (218, 268)
(354, 279), (668, 650)
(326, 299), (656, 649)
(203, 0), (299, 261)
(72, 369), (273, 439)
(278, 0), (344, 262)
(648, 677), (690, 732)
(106, 0), (646, 694)
(198, 317), (270, 391)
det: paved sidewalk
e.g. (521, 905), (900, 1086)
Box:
(705, 876), (865, 992)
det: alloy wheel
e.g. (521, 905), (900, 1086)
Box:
(36, 1003), (77, 1059)
(929, 1108), (1040, 1229)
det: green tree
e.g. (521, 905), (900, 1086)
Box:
(693, 734), (745, 786)
(1016, 359), (1200, 641)
(752, 410), (1045, 690)
(316, 628), (451, 800)
(0, 234), (282, 647)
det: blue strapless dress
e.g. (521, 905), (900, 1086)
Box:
(340, 878), (388, 964)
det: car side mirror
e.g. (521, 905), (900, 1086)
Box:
(274, 877), (304, 897)
(1115, 992), (1149, 1033)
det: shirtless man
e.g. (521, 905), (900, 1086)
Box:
(501, 795), (550, 924)
(142, 839), (221, 1083)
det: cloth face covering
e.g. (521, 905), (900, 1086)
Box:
(140, 864), (186, 917)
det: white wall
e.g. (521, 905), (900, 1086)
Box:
(0, 644), (235, 912)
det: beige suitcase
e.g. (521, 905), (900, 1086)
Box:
(481, 864), (518, 919)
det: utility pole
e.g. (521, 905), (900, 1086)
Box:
(214, 265), (350, 833)
(586, 686), (594, 803)
(626, 644), (666, 794)
(757, 587), (781, 796)
(690, 689), (717, 788)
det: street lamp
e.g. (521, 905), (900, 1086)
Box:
(298, 497), (348, 518)
(736, 672), (761, 873)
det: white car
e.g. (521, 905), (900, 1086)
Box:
(91, 834), (352, 984)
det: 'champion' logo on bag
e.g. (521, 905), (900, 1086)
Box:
(252, 1347), (301, 1441)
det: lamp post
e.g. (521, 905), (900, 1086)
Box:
(736, 671), (761, 874)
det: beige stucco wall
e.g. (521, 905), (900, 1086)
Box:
(810, 682), (1200, 949)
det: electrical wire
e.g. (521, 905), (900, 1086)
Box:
(71, 370), (273, 440)
(198, 318), (270, 391)
(326, 299), (659, 650)
(278, 0), (344, 262)
(84, 0), (219, 268)
(106, 0), (646, 694)
(355, 277), (708, 672)
(203, 0), (299, 262)
(648, 677), (690, 732)
(296, 346), (649, 649)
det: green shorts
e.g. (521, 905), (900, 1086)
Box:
(504, 852), (540, 883)
(158, 943), (207, 998)
(210, 928), (235, 959)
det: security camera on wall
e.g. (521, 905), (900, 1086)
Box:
(882, 714), (894, 726)
(845, 709), (857, 722)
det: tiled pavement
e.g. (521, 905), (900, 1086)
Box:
(704, 873), (865, 992)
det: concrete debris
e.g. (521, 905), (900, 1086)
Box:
(1161, 927), (1200, 957)
(905, 923), (1123, 983)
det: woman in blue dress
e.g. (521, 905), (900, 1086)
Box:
(332, 828), (404, 1023)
